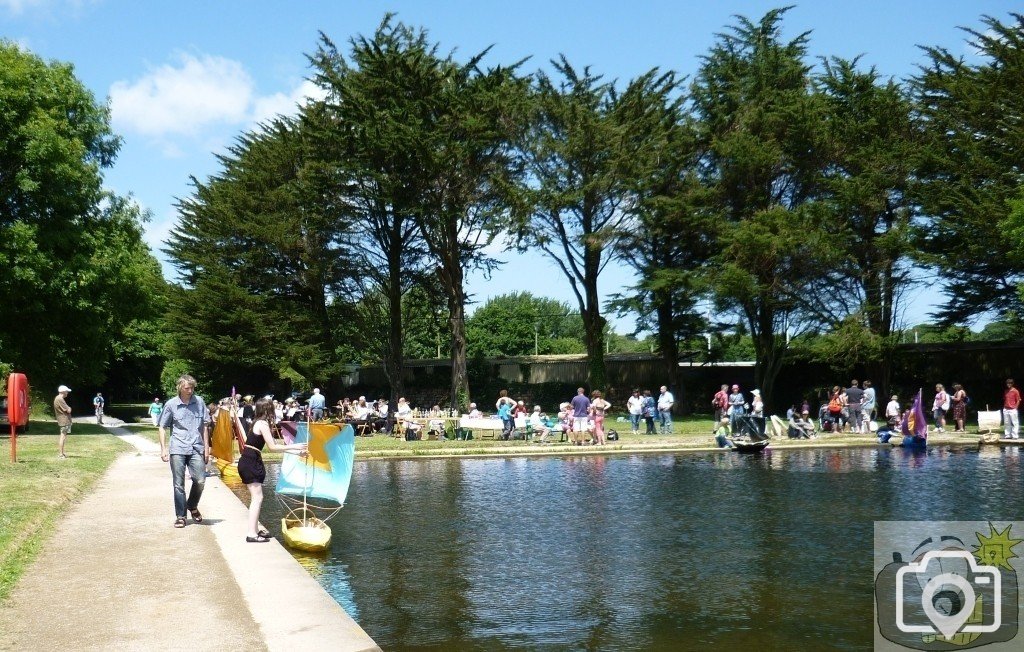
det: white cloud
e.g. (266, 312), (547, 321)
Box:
(0, 0), (45, 13)
(1, 0), (100, 16)
(110, 52), (254, 137)
(250, 79), (327, 127)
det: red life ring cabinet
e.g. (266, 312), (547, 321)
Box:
(7, 373), (29, 427)
(7, 372), (30, 462)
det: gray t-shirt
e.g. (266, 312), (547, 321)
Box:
(159, 394), (209, 455)
(846, 387), (864, 406)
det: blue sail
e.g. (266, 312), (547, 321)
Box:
(275, 422), (355, 504)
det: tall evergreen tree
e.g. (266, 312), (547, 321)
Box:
(167, 118), (356, 393)
(518, 60), (676, 389)
(691, 8), (829, 407)
(611, 72), (711, 403)
(914, 13), (1024, 324)
(307, 22), (431, 400)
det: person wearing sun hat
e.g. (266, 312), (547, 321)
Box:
(53, 385), (72, 459)
(750, 389), (764, 417)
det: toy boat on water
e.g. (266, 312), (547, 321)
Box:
(281, 514), (332, 551)
(733, 439), (770, 453)
(275, 422), (355, 553)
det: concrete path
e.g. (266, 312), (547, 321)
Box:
(0, 426), (379, 652)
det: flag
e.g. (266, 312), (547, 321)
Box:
(901, 389), (928, 441)
(276, 423), (355, 505)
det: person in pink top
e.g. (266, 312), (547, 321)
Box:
(1003, 378), (1021, 439)
(589, 390), (611, 446)
(932, 384), (949, 433)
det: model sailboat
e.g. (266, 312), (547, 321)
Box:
(898, 389), (928, 449)
(275, 422), (355, 552)
(210, 407), (247, 480)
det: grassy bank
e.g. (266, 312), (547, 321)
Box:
(0, 422), (128, 602)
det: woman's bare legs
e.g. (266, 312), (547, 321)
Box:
(246, 482), (263, 538)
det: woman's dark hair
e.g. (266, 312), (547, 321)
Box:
(254, 397), (275, 422)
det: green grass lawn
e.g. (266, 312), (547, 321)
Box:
(0, 422), (129, 603)
(348, 414), (718, 457)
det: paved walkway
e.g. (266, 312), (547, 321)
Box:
(0, 426), (379, 652)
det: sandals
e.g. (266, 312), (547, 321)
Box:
(189, 509), (203, 523)
(174, 517), (186, 528)
(246, 535), (272, 543)
(257, 529), (271, 538)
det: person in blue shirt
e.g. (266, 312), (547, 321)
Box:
(158, 374), (210, 529)
(308, 388), (326, 421)
(496, 389), (516, 440)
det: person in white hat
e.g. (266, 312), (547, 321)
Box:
(750, 389), (764, 417)
(54, 385), (72, 458)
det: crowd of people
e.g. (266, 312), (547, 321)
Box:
(712, 377), (1024, 441)
(49, 372), (1024, 536)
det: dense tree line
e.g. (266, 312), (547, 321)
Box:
(163, 9), (1024, 409)
(4, 10), (1024, 411)
(0, 42), (166, 399)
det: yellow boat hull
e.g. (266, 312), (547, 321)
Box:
(215, 459), (241, 481)
(281, 517), (332, 552)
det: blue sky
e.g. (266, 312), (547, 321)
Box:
(3, 0), (1018, 333)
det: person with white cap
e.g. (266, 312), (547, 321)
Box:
(53, 385), (72, 459)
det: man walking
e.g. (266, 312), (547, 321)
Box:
(159, 374), (210, 528)
(657, 385), (675, 434)
(53, 385), (72, 459)
(1004, 378), (1020, 440)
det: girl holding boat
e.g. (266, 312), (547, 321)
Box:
(239, 397), (307, 542)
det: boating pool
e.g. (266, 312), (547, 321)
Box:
(238, 445), (1024, 650)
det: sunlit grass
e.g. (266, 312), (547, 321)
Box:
(0, 424), (128, 602)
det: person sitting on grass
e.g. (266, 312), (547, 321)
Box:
(789, 410), (816, 439)
(714, 417), (733, 448)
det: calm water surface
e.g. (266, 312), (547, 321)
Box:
(243, 446), (1024, 651)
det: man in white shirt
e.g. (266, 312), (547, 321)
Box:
(657, 385), (675, 434)
(626, 389), (644, 435)
(529, 405), (550, 443)
(885, 395), (901, 427)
